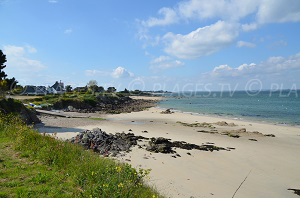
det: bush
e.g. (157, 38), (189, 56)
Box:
(0, 114), (161, 197)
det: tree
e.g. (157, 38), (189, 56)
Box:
(97, 86), (104, 93)
(107, 87), (116, 93)
(87, 80), (98, 95)
(65, 85), (72, 92)
(0, 50), (7, 80)
(5, 77), (18, 91)
(123, 88), (129, 93)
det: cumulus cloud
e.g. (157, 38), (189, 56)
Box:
(210, 52), (300, 77)
(3, 45), (46, 71)
(150, 56), (171, 64)
(143, 7), (178, 27)
(111, 67), (134, 79)
(163, 21), (239, 59)
(237, 41), (256, 48)
(241, 23), (258, 32)
(256, 0), (300, 24)
(142, 0), (300, 27)
(138, 0), (300, 60)
(150, 58), (184, 71)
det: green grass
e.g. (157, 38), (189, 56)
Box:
(0, 114), (161, 198)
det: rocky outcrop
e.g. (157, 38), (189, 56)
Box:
(146, 137), (226, 153)
(214, 121), (237, 127)
(161, 109), (173, 114)
(68, 128), (148, 156)
(58, 95), (157, 114)
(68, 128), (230, 157)
(0, 98), (40, 124)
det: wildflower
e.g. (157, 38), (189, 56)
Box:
(152, 195), (156, 198)
(102, 184), (109, 188)
(115, 166), (122, 173)
(118, 183), (123, 188)
(92, 171), (95, 176)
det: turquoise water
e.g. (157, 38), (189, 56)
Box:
(158, 90), (300, 126)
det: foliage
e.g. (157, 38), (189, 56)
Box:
(65, 85), (72, 92)
(107, 87), (116, 93)
(0, 114), (162, 197)
(0, 50), (7, 80)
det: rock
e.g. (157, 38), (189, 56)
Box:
(249, 138), (258, 141)
(187, 152), (191, 155)
(288, 188), (300, 196)
(67, 106), (76, 112)
(0, 98), (40, 125)
(264, 134), (275, 137)
(146, 137), (226, 154)
(214, 121), (237, 126)
(68, 128), (148, 156)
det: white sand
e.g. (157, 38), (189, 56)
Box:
(38, 107), (300, 198)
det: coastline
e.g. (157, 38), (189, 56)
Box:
(156, 105), (300, 128)
(35, 96), (300, 198)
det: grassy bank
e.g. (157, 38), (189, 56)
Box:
(0, 114), (161, 198)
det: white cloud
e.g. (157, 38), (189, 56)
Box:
(150, 56), (171, 64)
(143, 0), (300, 26)
(149, 55), (184, 71)
(241, 23), (258, 32)
(64, 28), (73, 34)
(163, 21), (239, 59)
(256, 0), (300, 24)
(26, 45), (37, 53)
(111, 67), (134, 79)
(142, 7), (178, 27)
(237, 41), (256, 48)
(210, 52), (300, 77)
(138, 0), (300, 59)
(3, 45), (46, 71)
(150, 60), (184, 71)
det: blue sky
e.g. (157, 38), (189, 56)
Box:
(1, 0), (300, 91)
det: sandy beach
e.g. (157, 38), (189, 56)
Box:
(35, 99), (300, 198)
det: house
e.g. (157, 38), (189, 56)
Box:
(51, 81), (65, 94)
(22, 81), (65, 95)
(23, 85), (47, 95)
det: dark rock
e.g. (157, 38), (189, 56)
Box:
(161, 109), (173, 114)
(264, 134), (275, 137)
(249, 138), (258, 141)
(0, 98), (40, 125)
(288, 188), (300, 196)
(68, 128), (147, 156)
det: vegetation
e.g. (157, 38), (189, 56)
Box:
(0, 114), (161, 197)
(0, 50), (7, 80)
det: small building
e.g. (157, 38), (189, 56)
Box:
(51, 81), (65, 94)
(23, 85), (47, 95)
(22, 81), (65, 95)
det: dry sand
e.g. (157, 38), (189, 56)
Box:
(36, 107), (300, 198)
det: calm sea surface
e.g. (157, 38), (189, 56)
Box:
(157, 90), (300, 126)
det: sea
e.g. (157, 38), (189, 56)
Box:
(157, 90), (300, 126)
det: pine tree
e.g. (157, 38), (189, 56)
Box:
(0, 50), (7, 80)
